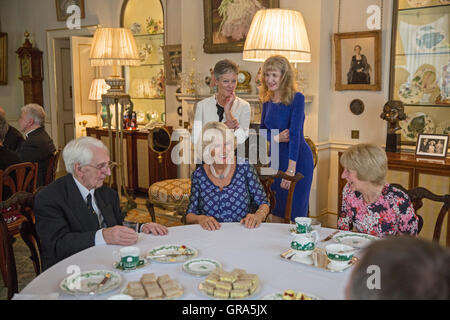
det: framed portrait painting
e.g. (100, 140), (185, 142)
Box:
(55, 0), (85, 22)
(415, 133), (449, 159)
(203, 0), (280, 53)
(0, 33), (7, 85)
(334, 30), (381, 91)
(162, 44), (182, 86)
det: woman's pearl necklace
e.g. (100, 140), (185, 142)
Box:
(210, 164), (231, 179)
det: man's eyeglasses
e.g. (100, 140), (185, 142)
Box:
(84, 161), (116, 171)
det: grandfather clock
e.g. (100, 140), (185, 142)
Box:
(16, 32), (43, 106)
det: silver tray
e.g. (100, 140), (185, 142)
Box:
(280, 248), (359, 273)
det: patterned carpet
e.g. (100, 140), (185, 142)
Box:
(0, 198), (183, 300)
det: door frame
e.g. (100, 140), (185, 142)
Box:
(46, 25), (98, 148)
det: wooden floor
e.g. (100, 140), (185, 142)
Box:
(0, 196), (183, 300)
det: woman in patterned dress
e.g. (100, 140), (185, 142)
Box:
(338, 143), (418, 237)
(186, 122), (269, 231)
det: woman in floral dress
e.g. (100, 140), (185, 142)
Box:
(338, 143), (418, 237)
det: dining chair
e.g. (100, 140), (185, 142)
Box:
(391, 183), (449, 246)
(0, 191), (41, 300)
(258, 167), (304, 223)
(1, 162), (38, 236)
(44, 148), (61, 186)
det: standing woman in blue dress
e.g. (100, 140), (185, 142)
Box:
(259, 55), (314, 222)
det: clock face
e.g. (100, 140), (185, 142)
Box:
(238, 72), (246, 84)
(21, 57), (31, 77)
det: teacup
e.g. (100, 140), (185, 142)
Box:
(325, 244), (356, 268)
(113, 246), (141, 271)
(294, 217), (313, 234)
(290, 231), (319, 258)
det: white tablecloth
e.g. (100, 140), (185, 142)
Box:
(17, 223), (354, 300)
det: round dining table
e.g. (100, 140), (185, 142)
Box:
(16, 223), (356, 300)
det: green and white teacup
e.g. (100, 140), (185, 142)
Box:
(294, 217), (313, 234)
(290, 231), (319, 258)
(113, 246), (141, 271)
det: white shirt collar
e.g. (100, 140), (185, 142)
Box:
(72, 175), (95, 200)
(25, 127), (38, 138)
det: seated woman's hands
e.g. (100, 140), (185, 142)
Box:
(240, 213), (265, 229)
(141, 222), (168, 235)
(198, 215), (221, 231)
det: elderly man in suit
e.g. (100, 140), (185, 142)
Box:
(18, 104), (56, 186)
(35, 136), (168, 270)
(0, 106), (24, 152)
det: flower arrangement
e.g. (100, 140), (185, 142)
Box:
(146, 17), (163, 34)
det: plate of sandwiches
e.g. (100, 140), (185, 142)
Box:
(263, 289), (321, 300)
(198, 267), (260, 299)
(122, 273), (183, 300)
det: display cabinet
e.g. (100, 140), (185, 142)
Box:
(121, 0), (166, 126)
(389, 0), (450, 146)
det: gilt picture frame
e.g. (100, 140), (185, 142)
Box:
(334, 30), (382, 91)
(55, 0), (85, 22)
(162, 44), (182, 86)
(203, 0), (280, 53)
(0, 33), (7, 85)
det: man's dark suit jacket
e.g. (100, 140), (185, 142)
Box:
(4, 125), (24, 152)
(35, 174), (126, 270)
(19, 126), (56, 186)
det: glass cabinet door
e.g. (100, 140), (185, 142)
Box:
(389, 0), (450, 145)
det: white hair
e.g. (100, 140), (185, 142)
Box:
(21, 104), (46, 126)
(63, 136), (108, 174)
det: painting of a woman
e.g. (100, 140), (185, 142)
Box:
(347, 45), (371, 84)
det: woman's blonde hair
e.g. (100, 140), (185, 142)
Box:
(259, 55), (297, 106)
(197, 122), (237, 164)
(340, 143), (387, 185)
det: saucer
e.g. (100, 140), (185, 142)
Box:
(113, 258), (148, 272)
(327, 261), (351, 271)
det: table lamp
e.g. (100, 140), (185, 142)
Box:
(89, 27), (140, 212)
(243, 9), (311, 90)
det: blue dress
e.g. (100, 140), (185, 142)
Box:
(260, 92), (314, 220)
(187, 160), (269, 222)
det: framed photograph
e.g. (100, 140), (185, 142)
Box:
(203, 0), (280, 53)
(55, 0), (85, 22)
(162, 44), (182, 86)
(334, 30), (381, 91)
(415, 133), (449, 158)
(0, 33), (7, 85)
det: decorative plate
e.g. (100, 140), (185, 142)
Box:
(332, 232), (379, 249)
(436, 120), (450, 135)
(59, 269), (122, 295)
(400, 112), (435, 141)
(412, 64), (438, 94)
(182, 258), (222, 276)
(262, 291), (321, 300)
(113, 258), (149, 272)
(398, 82), (423, 104)
(147, 244), (197, 263)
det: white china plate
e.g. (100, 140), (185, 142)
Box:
(327, 261), (353, 272)
(59, 269), (122, 295)
(398, 82), (423, 104)
(147, 244), (197, 263)
(182, 258), (222, 276)
(262, 291), (321, 300)
(332, 232), (379, 249)
(197, 281), (261, 300)
(400, 112), (435, 141)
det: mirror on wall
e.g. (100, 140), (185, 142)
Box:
(389, 0), (450, 146)
(121, 0), (166, 127)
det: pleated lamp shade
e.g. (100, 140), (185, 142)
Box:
(89, 27), (140, 67)
(243, 9), (311, 63)
(88, 79), (110, 101)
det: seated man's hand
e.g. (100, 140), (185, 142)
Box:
(198, 215), (221, 231)
(240, 213), (264, 229)
(102, 225), (138, 246)
(141, 222), (168, 235)
(225, 118), (239, 130)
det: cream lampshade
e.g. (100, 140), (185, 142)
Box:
(243, 9), (311, 63)
(88, 79), (110, 101)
